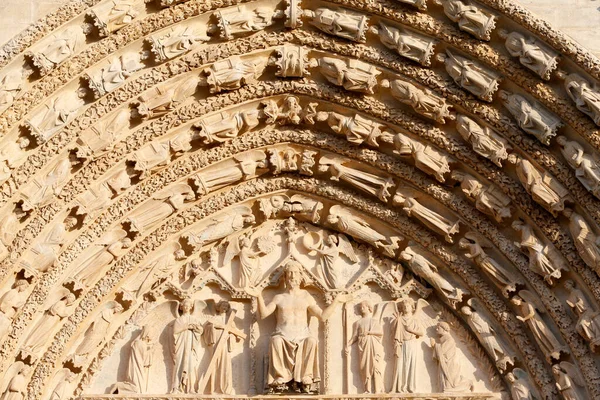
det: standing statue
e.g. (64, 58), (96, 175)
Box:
(511, 291), (568, 361)
(556, 136), (600, 197)
(456, 115), (510, 167)
(552, 362), (584, 400)
(25, 93), (85, 143)
(313, 57), (380, 94)
(49, 369), (77, 400)
(437, 50), (500, 102)
(508, 154), (570, 217)
(194, 110), (260, 144)
(564, 280), (600, 350)
(512, 220), (568, 285)
(372, 23), (436, 66)
(1, 363), (31, 400)
(26, 26), (85, 75)
(222, 231), (273, 288)
(563, 209), (600, 271)
(134, 74), (200, 120)
(203, 56), (266, 94)
(246, 261), (347, 393)
(0, 280), (30, 339)
(86, 0), (139, 37)
(304, 231), (358, 289)
(212, 5), (282, 39)
(127, 326), (154, 393)
(0, 69), (25, 114)
(433, 0), (496, 41)
(76, 109), (130, 159)
(459, 233), (520, 297)
(393, 134), (451, 183)
(86, 53), (143, 98)
(317, 112), (391, 147)
(183, 206), (255, 251)
(382, 79), (454, 123)
(390, 298), (427, 393)
(506, 369), (534, 400)
(20, 155), (76, 211)
(346, 301), (384, 394)
(499, 91), (563, 145)
(430, 321), (473, 393)
(171, 298), (206, 394)
(452, 171), (512, 222)
(147, 26), (209, 62)
(303, 7), (369, 43)
(499, 30), (559, 80)
(563, 73), (600, 127)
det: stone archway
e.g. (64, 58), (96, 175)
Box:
(0, 1), (600, 400)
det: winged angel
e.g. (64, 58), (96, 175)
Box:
(222, 229), (275, 288)
(183, 206), (255, 251)
(1, 362), (31, 400)
(303, 231), (358, 289)
(553, 362), (584, 400)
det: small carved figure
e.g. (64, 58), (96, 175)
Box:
(563, 73), (600, 127)
(75, 182), (114, 222)
(76, 109), (130, 159)
(319, 155), (394, 202)
(508, 154), (571, 216)
(400, 247), (464, 305)
(506, 369), (534, 400)
(394, 192), (459, 243)
(303, 7), (369, 43)
(556, 136), (600, 197)
(371, 23), (436, 66)
(86, 0), (139, 37)
(24, 93), (85, 143)
(49, 369), (77, 400)
(212, 5), (282, 39)
(552, 362), (584, 400)
(499, 91), (563, 145)
(563, 208), (600, 271)
(134, 74), (200, 120)
(170, 298), (206, 393)
(458, 233), (520, 297)
(222, 232), (274, 288)
(128, 184), (195, 234)
(393, 134), (451, 182)
(433, 0), (496, 41)
(452, 171), (511, 222)
(304, 231), (358, 289)
(327, 205), (399, 256)
(259, 194), (323, 223)
(21, 156), (77, 211)
(390, 297), (427, 393)
(130, 141), (171, 178)
(184, 206), (255, 251)
(382, 79), (454, 123)
(268, 147), (300, 175)
(86, 53), (143, 98)
(317, 112), (392, 147)
(564, 280), (600, 350)
(0, 280), (29, 339)
(268, 45), (311, 78)
(499, 30), (559, 80)
(511, 291), (568, 361)
(437, 50), (500, 101)
(393, 0), (428, 10)
(26, 26), (84, 75)
(0, 69), (26, 114)
(246, 261), (347, 393)
(147, 26), (209, 62)
(430, 321), (473, 393)
(512, 220), (568, 285)
(0, 137), (29, 172)
(194, 150), (267, 195)
(1, 363), (31, 400)
(346, 301), (384, 394)
(260, 96), (303, 125)
(313, 57), (380, 94)
(461, 299), (513, 371)
(126, 326), (154, 393)
(455, 115), (510, 167)
(203, 56), (266, 94)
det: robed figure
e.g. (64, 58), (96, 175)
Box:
(127, 326), (153, 393)
(430, 322), (473, 393)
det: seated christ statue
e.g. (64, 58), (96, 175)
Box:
(247, 260), (345, 393)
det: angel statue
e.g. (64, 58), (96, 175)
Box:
(222, 230), (275, 288)
(506, 369), (534, 400)
(390, 297), (431, 393)
(1, 362), (31, 400)
(170, 298), (207, 393)
(303, 231), (358, 289)
(553, 362), (584, 400)
(49, 369), (77, 400)
(183, 206), (255, 251)
(430, 321), (473, 393)
(345, 301), (384, 394)
(511, 291), (568, 362)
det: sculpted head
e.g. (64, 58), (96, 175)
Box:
(436, 321), (450, 336)
(14, 279), (29, 291)
(506, 372), (516, 383)
(510, 296), (523, 306)
(460, 306), (473, 317)
(399, 297), (415, 315)
(564, 280), (575, 291)
(359, 300), (373, 316)
(556, 136), (567, 146)
(65, 293), (76, 304)
(181, 298), (194, 314)
(283, 261), (303, 289)
(64, 216), (77, 230)
(216, 300), (230, 315)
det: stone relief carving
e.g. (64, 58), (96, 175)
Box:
(85, 54), (143, 99)
(1, 363), (31, 400)
(259, 194), (323, 223)
(499, 91), (563, 145)
(303, 231), (358, 289)
(317, 112), (393, 147)
(556, 136), (600, 198)
(85, 0), (139, 38)
(49, 369), (77, 400)
(393, 0), (428, 10)
(191, 108), (259, 144)
(511, 291), (568, 361)
(506, 369), (534, 400)
(393, 134), (451, 183)
(146, 26), (209, 63)
(268, 45), (311, 78)
(183, 206), (255, 251)
(371, 23), (436, 66)
(452, 171), (512, 222)
(75, 109), (130, 159)
(24, 92), (85, 144)
(319, 155), (394, 202)
(563, 208), (600, 271)
(498, 30), (559, 80)
(455, 115), (510, 167)
(552, 362), (585, 400)
(562, 73), (600, 127)
(25, 26), (85, 76)
(303, 7), (369, 43)
(0, 69), (27, 114)
(508, 154), (571, 216)
(381, 79), (454, 123)
(312, 57), (380, 94)
(203, 56), (266, 94)
(564, 280), (600, 351)
(222, 231), (273, 288)
(133, 74), (200, 120)
(20, 155), (77, 211)
(261, 96), (305, 125)
(430, 321), (473, 392)
(211, 5), (283, 40)
(0, 280), (29, 340)
(437, 50), (501, 102)
(512, 220), (568, 285)
(433, 0), (496, 41)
